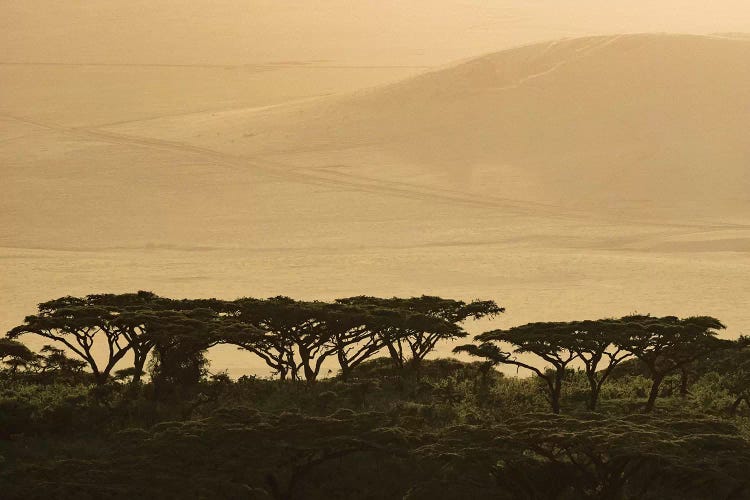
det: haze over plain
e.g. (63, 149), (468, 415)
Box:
(2, 1), (749, 376)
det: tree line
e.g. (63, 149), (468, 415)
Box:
(3, 291), (746, 413)
(2, 292), (501, 386)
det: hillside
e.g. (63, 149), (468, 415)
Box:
(111, 34), (750, 221)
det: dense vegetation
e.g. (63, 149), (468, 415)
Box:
(1, 292), (749, 499)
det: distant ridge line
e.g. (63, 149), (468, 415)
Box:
(0, 61), (433, 70)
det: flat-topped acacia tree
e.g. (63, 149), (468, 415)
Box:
(319, 302), (404, 380)
(222, 297), (407, 382)
(338, 296), (503, 371)
(567, 319), (634, 410)
(613, 315), (728, 412)
(6, 291), (232, 384)
(222, 297), (338, 382)
(7, 295), (138, 384)
(460, 319), (636, 411)
(105, 296), (237, 384)
(457, 316), (729, 413)
(220, 296), (491, 382)
(103, 296), (263, 388)
(456, 322), (580, 414)
(85, 291), (174, 383)
(145, 308), (226, 393)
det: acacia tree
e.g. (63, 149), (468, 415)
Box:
(35, 345), (87, 374)
(0, 338), (39, 377)
(723, 349), (750, 415)
(222, 297), (344, 382)
(221, 320), (294, 380)
(99, 293), (236, 384)
(130, 299), (261, 392)
(222, 296), (479, 382)
(321, 303), (398, 379)
(338, 296), (503, 371)
(462, 319), (634, 411)
(145, 308), (223, 394)
(614, 315), (728, 412)
(223, 298), (419, 381)
(699, 337), (750, 415)
(6, 291), (231, 385)
(0, 338), (35, 373)
(566, 319), (634, 410)
(86, 291), (172, 384)
(457, 322), (580, 413)
(7, 296), (137, 384)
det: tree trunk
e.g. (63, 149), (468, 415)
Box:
(589, 384), (600, 411)
(385, 342), (403, 369)
(337, 351), (351, 380)
(586, 372), (600, 411)
(93, 370), (108, 385)
(303, 367), (317, 383)
(301, 357), (317, 383)
(297, 348), (317, 383)
(132, 353), (147, 384)
(477, 368), (491, 407)
(644, 374), (664, 413)
(679, 367), (689, 397)
(550, 371), (564, 414)
(410, 356), (423, 381)
(550, 391), (561, 414)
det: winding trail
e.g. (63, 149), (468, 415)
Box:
(0, 112), (583, 216)
(2, 83), (748, 235)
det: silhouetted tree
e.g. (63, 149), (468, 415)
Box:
(35, 344), (88, 375)
(725, 353), (750, 415)
(84, 291), (167, 383)
(223, 297), (444, 382)
(566, 319), (634, 410)
(221, 297), (334, 382)
(699, 336), (750, 415)
(321, 302), (395, 379)
(7, 296), (136, 384)
(0, 338), (35, 373)
(339, 296), (503, 372)
(613, 315), (727, 412)
(146, 308), (225, 395)
(457, 322), (580, 413)
(7, 291), (236, 386)
(461, 319), (635, 411)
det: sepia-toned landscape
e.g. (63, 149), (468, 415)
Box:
(2, 2), (750, 498)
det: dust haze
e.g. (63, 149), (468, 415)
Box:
(2, 1), (749, 376)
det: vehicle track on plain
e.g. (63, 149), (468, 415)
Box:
(3, 112), (749, 234)
(0, 112), (578, 216)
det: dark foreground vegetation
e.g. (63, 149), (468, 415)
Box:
(1, 292), (749, 499)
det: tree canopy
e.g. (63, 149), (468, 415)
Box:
(613, 315), (728, 411)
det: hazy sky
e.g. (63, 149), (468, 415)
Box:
(3, 1), (750, 65)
